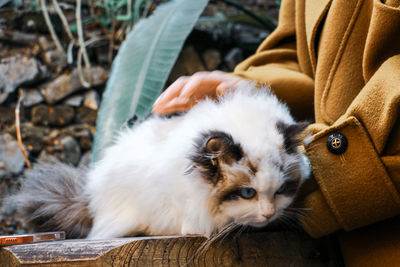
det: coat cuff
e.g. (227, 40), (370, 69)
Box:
(301, 116), (400, 237)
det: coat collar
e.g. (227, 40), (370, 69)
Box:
(305, 0), (333, 72)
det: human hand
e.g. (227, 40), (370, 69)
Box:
(152, 71), (245, 114)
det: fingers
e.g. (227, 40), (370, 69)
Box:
(153, 76), (189, 108)
(216, 77), (247, 96)
(153, 72), (217, 114)
(152, 71), (245, 115)
(216, 81), (233, 96)
(154, 97), (193, 114)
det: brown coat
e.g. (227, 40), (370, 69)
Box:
(233, 0), (400, 265)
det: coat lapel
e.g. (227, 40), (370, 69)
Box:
(305, 0), (333, 71)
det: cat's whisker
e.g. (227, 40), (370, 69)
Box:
(192, 221), (239, 260)
(285, 207), (311, 211)
(277, 213), (302, 230)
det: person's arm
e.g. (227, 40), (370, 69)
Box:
(300, 54), (400, 237)
(233, 0), (314, 120)
(153, 0), (314, 120)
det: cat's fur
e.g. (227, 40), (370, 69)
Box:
(14, 84), (310, 239)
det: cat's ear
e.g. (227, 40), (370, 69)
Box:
(276, 121), (309, 154)
(205, 133), (243, 165)
(188, 131), (243, 184)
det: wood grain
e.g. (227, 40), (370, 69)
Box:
(0, 231), (343, 266)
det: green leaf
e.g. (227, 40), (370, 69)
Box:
(133, 0), (148, 22)
(91, 0), (210, 163)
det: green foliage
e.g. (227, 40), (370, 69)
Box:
(132, 0), (149, 22)
(69, 0), (152, 33)
(215, 0), (277, 31)
(96, 0), (134, 26)
(91, 0), (210, 163)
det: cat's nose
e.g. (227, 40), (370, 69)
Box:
(262, 208), (275, 219)
(262, 213), (274, 219)
(261, 203), (275, 219)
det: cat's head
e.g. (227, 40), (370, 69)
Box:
(187, 121), (310, 231)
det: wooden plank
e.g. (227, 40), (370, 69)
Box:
(0, 231), (343, 266)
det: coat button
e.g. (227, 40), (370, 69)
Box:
(327, 133), (348, 155)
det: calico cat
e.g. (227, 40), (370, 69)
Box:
(14, 84), (310, 239)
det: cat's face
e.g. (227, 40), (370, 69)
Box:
(188, 122), (309, 230)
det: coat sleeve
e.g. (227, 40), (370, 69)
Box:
(233, 0), (314, 120)
(234, 0), (400, 237)
(301, 54), (400, 237)
(299, 0), (400, 237)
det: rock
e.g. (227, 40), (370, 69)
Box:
(84, 90), (100, 110)
(64, 95), (84, 107)
(0, 133), (27, 174)
(42, 50), (67, 73)
(39, 71), (81, 104)
(231, 24), (269, 48)
(5, 122), (51, 154)
(75, 106), (97, 125)
(202, 49), (221, 70)
(91, 66), (109, 87)
(0, 106), (18, 126)
(31, 104), (74, 126)
(180, 46), (206, 74)
(0, 0), (12, 8)
(37, 150), (58, 163)
(60, 136), (81, 165)
(224, 47), (243, 71)
(0, 29), (38, 44)
(22, 88), (44, 107)
(2, 201), (17, 217)
(37, 36), (56, 51)
(62, 124), (94, 151)
(0, 56), (50, 103)
(169, 46), (205, 82)
(0, 161), (9, 179)
(40, 67), (108, 104)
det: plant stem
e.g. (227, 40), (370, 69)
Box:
(108, 18), (117, 63)
(76, 0), (92, 87)
(52, 0), (75, 42)
(216, 0), (277, 31)
(15, 90), (31, 170)
(40, 0), (65, 53)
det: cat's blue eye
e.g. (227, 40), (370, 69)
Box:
(275, 182), (287, 195)
(239, 187), (256, 199)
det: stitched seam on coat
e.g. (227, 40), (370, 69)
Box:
(296, 0), (311, 76)
(313, 117), (400, 206)
(307, 116), (400, 230)
(319, 0), (364, 125)
(308, 0), (333, 76)
(306, 119), (355, 228)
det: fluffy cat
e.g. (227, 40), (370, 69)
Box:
(14, 84), (310, 239)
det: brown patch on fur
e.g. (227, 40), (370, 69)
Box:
(248, 160), (258, 174)
(216, 169), (251, 202)
(206, 159), (256, 215)
(188, 131), (243, 185)
(189, 131), (271, 215)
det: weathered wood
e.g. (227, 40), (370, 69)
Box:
(0, 231), (343, 266)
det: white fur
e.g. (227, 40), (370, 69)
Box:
(85, 84), (310, 239)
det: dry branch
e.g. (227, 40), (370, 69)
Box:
(14, 90), (31, 170)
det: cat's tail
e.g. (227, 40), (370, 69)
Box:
(11, 160), (92, 238)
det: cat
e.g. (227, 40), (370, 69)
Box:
(14, 83), (310, 239)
